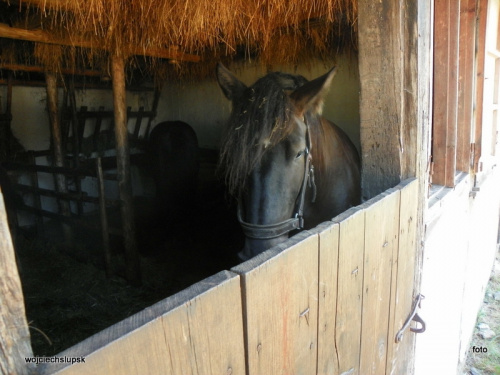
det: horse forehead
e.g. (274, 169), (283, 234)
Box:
(259, 114), (304, 140)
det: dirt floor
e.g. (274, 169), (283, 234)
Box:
(17, 181), (243, 357)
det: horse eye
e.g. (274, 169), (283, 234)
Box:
(296, 150), (304, 159)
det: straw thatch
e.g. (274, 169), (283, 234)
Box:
(1, 0), (357, 81)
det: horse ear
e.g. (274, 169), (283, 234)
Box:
(290, 67), (337, 115)
(216, 63), (247, 101)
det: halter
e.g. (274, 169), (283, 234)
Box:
(237, 117), (317, 240)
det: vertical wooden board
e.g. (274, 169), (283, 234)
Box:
(316, 222), (340, 375)
(359, 190), (400, 375)
(43, 271), (245, 375)
(457, 0), (476, 172)
(474, 0), (488, 172)
(432, 0), (450, 186)
(333, 208), (365, 375)
(233, 231), (319, 375)
(445, 0), (460, 185)
(386, 179), (419, 374)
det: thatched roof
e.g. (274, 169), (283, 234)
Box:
(0, 0), (357, 82)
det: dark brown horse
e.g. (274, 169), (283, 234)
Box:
(217, 64), (361, 260)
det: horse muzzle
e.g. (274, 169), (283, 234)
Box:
(238, 235), (289, 261)
(236, 203), (303, 260)
(237, 205), (303, 240)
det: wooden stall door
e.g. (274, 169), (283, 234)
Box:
(314, 178), (419, 375)
(35, 180), (420, 375)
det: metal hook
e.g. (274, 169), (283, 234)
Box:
(395, 294), (426, 343)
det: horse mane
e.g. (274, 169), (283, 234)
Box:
(219, 72), (309, 196)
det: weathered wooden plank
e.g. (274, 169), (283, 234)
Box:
(0, 187), (35, 375)
(332, 207), (365, 375)
(400, 0), (419, 182)
(432, 0), (460, 187)
(232, 230), (319, 375)
(315, 221), (340, 375)
(39, 271), (245, 375)
(386, 179), (419, 374)
(414, 0), (434, 327)
(359, 190), (400, 375)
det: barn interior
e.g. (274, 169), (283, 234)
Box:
(0, 0), (360, 356)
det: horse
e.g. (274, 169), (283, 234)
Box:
(147, 121), (199, 230)
(216, 63), (361, 260)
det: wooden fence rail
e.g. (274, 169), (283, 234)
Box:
(38, 178), (419, 375)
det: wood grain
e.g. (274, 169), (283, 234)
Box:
(333, 207), (365, 375)
(386, 179), (419, 374)
(359, 190), (400, 375)
(315, 221), (340, 375)
(232, 231), (319, 375)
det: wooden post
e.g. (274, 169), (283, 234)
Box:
(358, 1), (433, 372)
(358, 0), (429, 193)
(0, 187), (35, 375)
(0, 72), (13, 159)
(145, 89), (161, 138)
(96, 157), (112, 277)
(29, 152), (44, 235)
(67, 79), (84, 216)
(45, 72), (72, 242)
(111, 53), (141, 285)
(358, 0), (405, 199)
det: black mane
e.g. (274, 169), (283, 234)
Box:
(219, 72), (308, 196)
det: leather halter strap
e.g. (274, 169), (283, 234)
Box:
(237, 117), (317, 240)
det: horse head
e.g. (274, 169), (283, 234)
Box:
(217, 64), (350, 260)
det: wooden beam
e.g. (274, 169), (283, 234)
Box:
(1, 63), (102, 76)
(358, 0), (406, 198)
(0, 23), (201, 62)
(45, 72), (73, 242)
(111, 52), (141, 286)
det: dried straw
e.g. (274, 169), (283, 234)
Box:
(4, 0), (357, 80)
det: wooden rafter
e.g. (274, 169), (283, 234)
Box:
(0, 23), (201, 62)
(0, 63), (102, 76)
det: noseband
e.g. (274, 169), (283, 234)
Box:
(237, 118), (317, 240)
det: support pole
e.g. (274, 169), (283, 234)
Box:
(0, 187), (35, 375)
(45, 72), (72, 242)
(111, 53), (141, 285)
(1, 73), (14, 159)
(96, 157), (112, 277)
